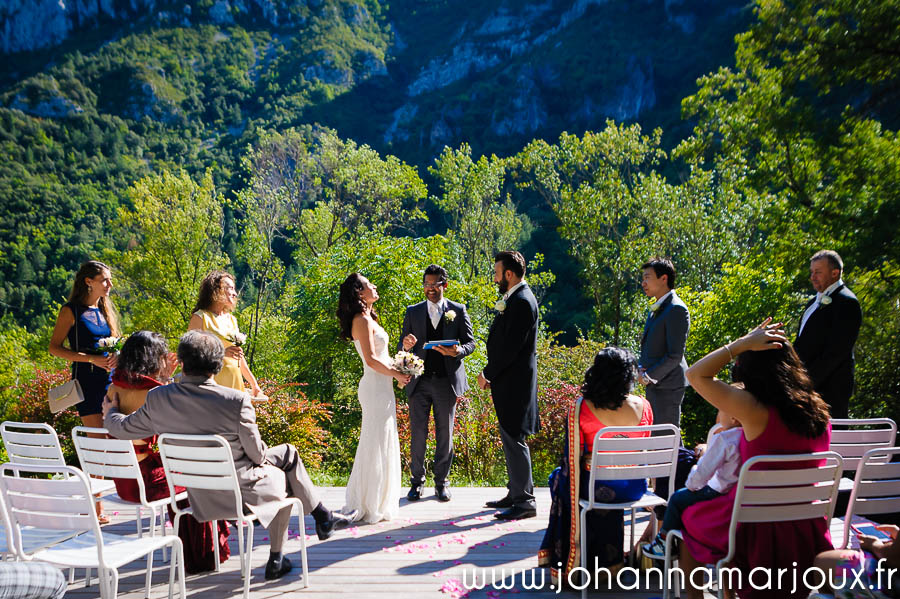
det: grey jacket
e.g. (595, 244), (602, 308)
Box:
(639, 290), (690, 390)
(397, 299), (475, 397)
(104, 375), (292, 527)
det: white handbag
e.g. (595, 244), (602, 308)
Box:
(47, 306), (87, 414)
(48, 378), (85, 413)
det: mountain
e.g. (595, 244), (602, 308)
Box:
(0, 0), (749, 330)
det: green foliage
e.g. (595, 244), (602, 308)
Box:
(429, 143), (532, 280)
(252, 381), (332, 469)
(108, 169), (229, 337)
(677, 261), (798, 444)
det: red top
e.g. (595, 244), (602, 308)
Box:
(580, 397), (654, 450)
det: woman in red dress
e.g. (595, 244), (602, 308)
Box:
(107, 331), (231, 574)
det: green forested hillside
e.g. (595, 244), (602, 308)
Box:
(0, 0), (747, 333)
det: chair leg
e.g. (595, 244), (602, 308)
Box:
(69, 568), (75, 583)
(96, 568), (107, 599)
(85, 567), (92, 588)
(580, 507), (588, 599)
(213, 520), (221, 572)
(243, 520), (254, 599)
(297, 510), (309, 588)
(110, 568), (119, 599)
(237, 520), (246, 576)
(168, 539), (185, 599)
(145, 548), (154, 599)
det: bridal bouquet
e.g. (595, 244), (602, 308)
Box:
(95, 335), (127, 354)
(392, 351), (424, 376)
(227, 332), (247, 347)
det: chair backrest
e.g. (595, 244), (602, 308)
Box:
(586, 423), (681, 505)
(0, 421), (66, 467)
(0, 475), (14, 555)
(829, 418), (897, 472)
(721, 452), (843, 566)
(0, 462), (105, 561)
(72, 426), (147, 502)
(842, 446), (900, 548)
(157, 433), (244, 519)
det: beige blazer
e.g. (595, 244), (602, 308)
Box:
(104, 375), (287, 527)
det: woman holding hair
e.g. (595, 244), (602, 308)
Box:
(538, 347), (654, 585)
(49, 260), (121, 523)
(337, 273), (410, 523)
(188, 270), (262, 397)
(106, 331), (230, 573)
(678, 319), (832, 599)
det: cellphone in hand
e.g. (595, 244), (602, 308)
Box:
(851, 523), (892, 540)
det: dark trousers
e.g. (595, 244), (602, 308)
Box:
(646, 386), (685, 431)
(661, 484), (722, 534)
(409, 376), (457, 487)
(499, 425), (535, 508)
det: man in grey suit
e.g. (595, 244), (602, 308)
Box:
(103, 330), (352, 581)
(639, 258), (690, 429)
(398, 265), (475, 503)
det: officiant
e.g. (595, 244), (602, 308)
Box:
(398, 265), (475, 503)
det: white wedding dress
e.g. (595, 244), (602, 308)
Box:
(344, 325), (401, 523)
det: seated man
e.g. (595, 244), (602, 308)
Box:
(104, 330), (353, 580)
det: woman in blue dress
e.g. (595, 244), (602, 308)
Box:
(49, 260), (122, 522)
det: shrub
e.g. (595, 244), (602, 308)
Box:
(252, 380), (332, 469)
(4, 368), (83, 464)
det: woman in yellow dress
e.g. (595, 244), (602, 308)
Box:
(188, 270), (263, 398)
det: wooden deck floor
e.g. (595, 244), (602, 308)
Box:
(62, 486), (693, 598)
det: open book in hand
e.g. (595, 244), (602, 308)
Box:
(423, 339), (460, 350)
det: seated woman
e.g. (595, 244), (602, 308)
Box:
(679, 319), (832, 599)
(107, 331), (231, 574)
(539, 347), (654, 586)
(812, 524), (900, 599)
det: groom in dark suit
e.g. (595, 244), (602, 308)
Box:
(398, 265), (475, 502)
(794, 250), (862, 419)
(639, 258), (690, 429)
(478, 251), (539, 520)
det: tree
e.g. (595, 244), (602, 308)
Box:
(108, 169), (228, 337)
(513, 122), (671, 345)
(429, 144), (532, 280)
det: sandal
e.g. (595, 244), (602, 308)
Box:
(97, 513), (111, 525)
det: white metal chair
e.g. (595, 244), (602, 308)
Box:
(72, 427), (189, 561)
(0, 474), (83, 561)
(830, 418), (896, 491)
(1, 421), (115, 496)
(0, 462), (186, 599)
(663, 452), (843, 599)
(840, 446), (900, 549)
(158, 433), (309, 598)
(578, 419), (680, 599)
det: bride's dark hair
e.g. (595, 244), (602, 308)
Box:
(337, 273), (377, 340)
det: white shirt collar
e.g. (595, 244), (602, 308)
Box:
(817, 279), (843, 301)
(427, 297), (446, 312)
(650, 289), (674, 312)
(503, 280), (526, 300)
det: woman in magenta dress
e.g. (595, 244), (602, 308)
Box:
(679, 319), (832, 599)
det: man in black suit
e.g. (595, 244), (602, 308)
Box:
(639, 258), (690, 429)
(794, 250), (862, 419)
(477, 251), (540, 521)
(398, 265), (475, 503)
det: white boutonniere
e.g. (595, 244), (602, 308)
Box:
(820, 296), (833, 306)
(445, 309), (457, 322)
(494, 299), (507, 313)
(649, 303), (660, 312)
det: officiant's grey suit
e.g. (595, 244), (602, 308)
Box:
(639, 291), (690, 428)
(398, 299), (475, 487)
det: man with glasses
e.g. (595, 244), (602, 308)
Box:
(398, 265), (475, 502)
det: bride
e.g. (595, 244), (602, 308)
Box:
(337, 273), (409, 523)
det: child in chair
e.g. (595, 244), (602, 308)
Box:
(643, 408), (743, 557)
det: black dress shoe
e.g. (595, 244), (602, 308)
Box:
(435, 486), (452, 502)
(407, 484), (424, 501)
(485, 496), (514, 509)
(315, 510), (355, 541)
(494, 505), (537, 520)
(264, 555), (292, 580)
